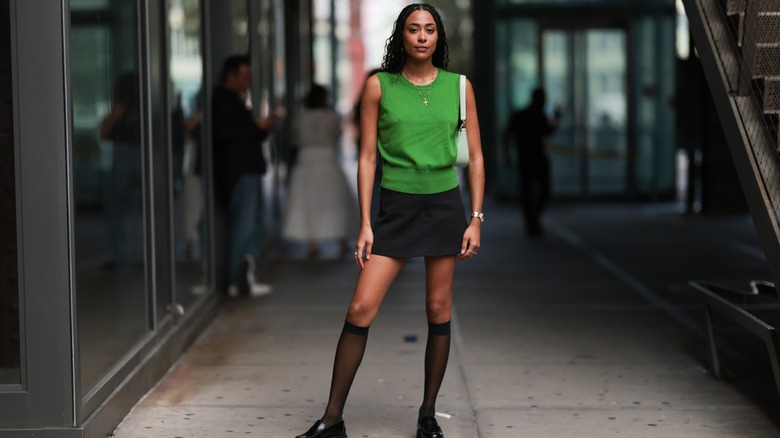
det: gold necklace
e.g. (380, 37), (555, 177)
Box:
(403, 70), (436, 106)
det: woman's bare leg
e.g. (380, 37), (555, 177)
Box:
(419, 255), (456, 420)
(321, 255), (406, 427)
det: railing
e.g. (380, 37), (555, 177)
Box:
(732, 0), (780, 147)
(684, 0), (780, 399)
(686, 0), (780, 290)
(689, 280), (780, 399)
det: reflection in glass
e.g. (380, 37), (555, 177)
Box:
(70, 1), (149, 394)
(497, 19), (538, 198)
(543, 31), (580, 196)
(0, 0), (21, 385)
(635, 16), (676, 195)
(168, 0), (209, 308)
(586, 30), (626, 194)
(509, 21), (538, 111)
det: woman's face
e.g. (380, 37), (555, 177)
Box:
(402, 9), (438, 63)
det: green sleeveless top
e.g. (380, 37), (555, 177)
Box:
(376, 70), (460, 194)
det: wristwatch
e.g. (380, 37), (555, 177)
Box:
(471, 211), (484, 223)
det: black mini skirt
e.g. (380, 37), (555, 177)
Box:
(371, 186), (467, 258)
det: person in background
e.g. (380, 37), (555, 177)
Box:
(505, 87), (560, 237)
(283, 84), (357, 258)
(212, 55), (281, 297)
(294, 4), (485, 438)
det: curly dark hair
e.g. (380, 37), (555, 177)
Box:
(381, 3), (449, 73)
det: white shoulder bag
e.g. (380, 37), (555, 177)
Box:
(455, 74), (469, 167)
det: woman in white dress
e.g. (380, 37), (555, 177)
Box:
(283, 84), (357, 257)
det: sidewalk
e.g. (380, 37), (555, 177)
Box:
(112, 201), (780, 437)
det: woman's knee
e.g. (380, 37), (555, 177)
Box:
(346, 300), (378, 326)
(425, 297), (451, 323)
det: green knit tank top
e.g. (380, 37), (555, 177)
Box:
(376, 70), (460, 194)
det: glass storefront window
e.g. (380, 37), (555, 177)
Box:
(70, 1), (150, 394)
(634, 16), (676, 196)
(0, 0), (21, 386)
(585, 30), (627, 195)
(168, 0), (209, 308)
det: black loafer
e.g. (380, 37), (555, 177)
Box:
(295, 419), (347, 438)
(417, 416), (444, 438)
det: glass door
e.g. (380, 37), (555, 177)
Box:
(70, 0), (150, 395)
(542, 28), (628, 198)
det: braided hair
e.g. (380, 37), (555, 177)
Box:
(381, 3), (449, 73)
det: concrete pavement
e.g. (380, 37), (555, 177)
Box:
(112, 200), (780, 437)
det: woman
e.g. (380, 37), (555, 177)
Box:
(100, 72), (143, 267)
(295, 4), (484, 438)
(283, 84), (357, 257)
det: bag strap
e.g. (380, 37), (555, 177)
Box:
(459, 74), (467, 125)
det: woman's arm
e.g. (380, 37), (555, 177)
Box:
(459, 78), (484, 261)
(355, 74), (381, 269)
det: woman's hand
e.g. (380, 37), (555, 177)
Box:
(458, 222), (481, 261)
(355, 224), (374, 269)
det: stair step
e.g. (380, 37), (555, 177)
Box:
(752, 45), (780, 77)
(753, 13), (780, 44)
(734, 0), (780, 14)
(751, 0), (780, 13)
(765, 79), (780, 113)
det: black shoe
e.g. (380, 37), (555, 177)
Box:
(295, 420), (347, 438)
(236, 256), (251, 296)
(417, 416), (444, 438)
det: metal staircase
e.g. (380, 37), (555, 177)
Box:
(682, 0), (780, 399)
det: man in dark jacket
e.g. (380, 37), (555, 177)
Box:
(505, 87), (560, 237)
(213, 55), (280, 296)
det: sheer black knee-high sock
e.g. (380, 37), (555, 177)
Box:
(321, 321), (369, 427)
(419, 320), (451, 419)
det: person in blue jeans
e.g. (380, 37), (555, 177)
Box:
(212, 55), (281, 296)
